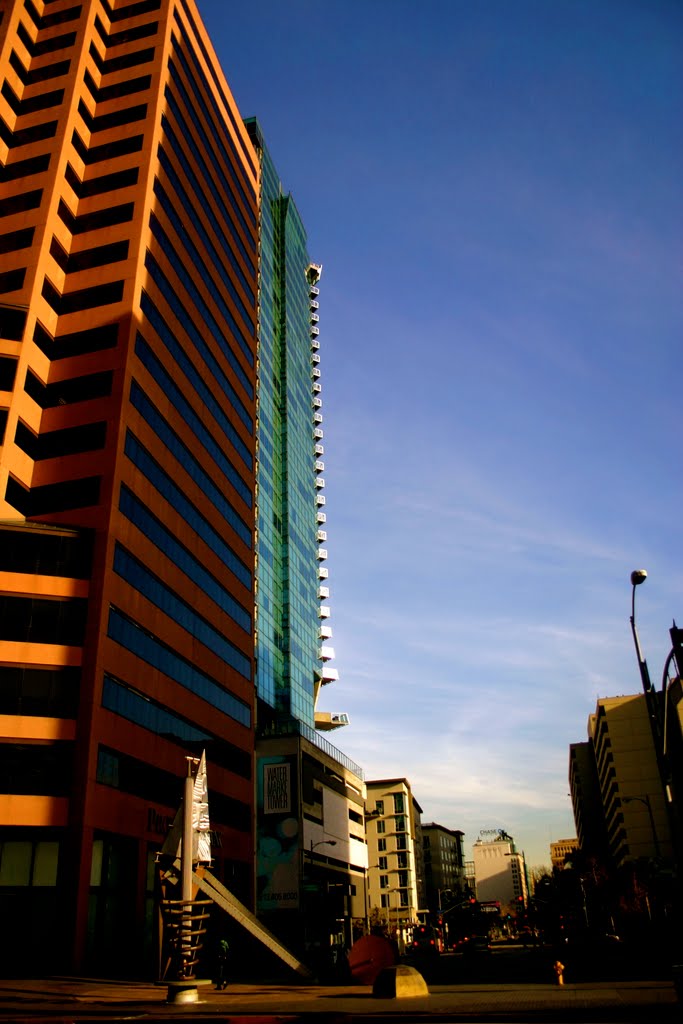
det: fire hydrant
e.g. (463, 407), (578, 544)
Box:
(553, 960), (565, 986)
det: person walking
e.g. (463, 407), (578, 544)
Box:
(215, 936), (230, 991)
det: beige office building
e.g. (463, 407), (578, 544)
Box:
(365, 778), (425, 945)
(583, 694), (672, 867)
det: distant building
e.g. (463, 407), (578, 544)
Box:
(550, 838), (579, 871)
(366, 779), (425, 943)
(569, 741), (610, 863)
(472, 831), (528, 911)
(569, 695), (672, 868)
(422, 822), (466, 913)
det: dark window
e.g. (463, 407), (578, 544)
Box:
(96, 745), (249, 831)
(94, 16), (158, 48)
(65, 162), (138, 199)
(0, 227), (34, 253)
(169, 35), (256, 216)
(0, 743), (73, 796)
(24, 367), (113, 408)
(0, 524), (92, 576)
(88, 42), (155, 74)
(134, 333), (252, 499)
(119, 484), (251, 633)
(140, 281), (253, 459)
(1, 80), (64, 115)
(0, 665), (80, 717)
(0, 267), (25, 293)
(5, 473), (101, 516)
(9, 50), (70, 84)
(78, 98), (147, 133)
(41, 4), (82, 29)
(42, 277), (124, 314)
(14, 418), (107, 460)
(0, 594), (88, 644)
(49, 235), (68, 271)
(84, 69), (151, 103)
(0, 356), (18, 390)
(176, 1), (257, 178)
(32, 319), (118, 359)
(71, 130), (143, 165)
(0, 409), (7, 443)
(107, 606), (252, 717)
(57, 198), (134, 234)
(113, 543), (250, 667)
(104, 0), (161, 21)
(16, 24), (76, 57)
(0, 114), (57, 148)
(102, 675), (251, 779)
(59, 238), (130, 273)
(0, 189), (42, 217)
(0, 152), (51, 182)
(129, 377), (252, 537)
(0, 303), (27, 340)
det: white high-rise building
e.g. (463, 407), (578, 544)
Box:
(472, 831), (528, 912)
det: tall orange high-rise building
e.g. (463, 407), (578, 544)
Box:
(0, 0), (259, 974)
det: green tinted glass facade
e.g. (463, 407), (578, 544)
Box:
(247, 120), (322, 729)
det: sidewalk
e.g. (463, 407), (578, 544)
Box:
(0, 975), (679, 1022)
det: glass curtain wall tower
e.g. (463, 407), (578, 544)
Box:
(246, 119), (336, 732)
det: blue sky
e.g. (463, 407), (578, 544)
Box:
(197, 0), (683, 870)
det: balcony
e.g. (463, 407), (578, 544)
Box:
(316, 529), (327, 542)
(313, 397), (322, 409)
(318, 586), (330, 600)
(311, 339), (320, 350)
(310, 312), (319, 323)
(310, 326), (320, 336)
(315, 494), (325, 506)
(312, 367), (321, 378)
(315, 460), (325, 473)
(319, 645), (335, 661)
(319, 624), (332, 640)
(316, 510), (326, 523)
(317, 547), (328, 560)
(318, 566), (329, 580)
(313, 428), (324, 440)
(315, 477), (325, 489)
(319, 605), (331, 618)
(314, 443), (324, 456)
(314, 710), (348, 732)
(310, 299), (319, 310)
(313, 412), (323, 424)
(312, 382), (322, 393)
(312, 353), (320, 364)
(310, 285), (320, 297)
(321, 666), (339, 684)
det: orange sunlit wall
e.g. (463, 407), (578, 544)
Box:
(0, 0), (259, 975)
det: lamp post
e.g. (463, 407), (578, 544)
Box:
(309, 839), (337, 859)
(623, 795), (661, 860)
(629, 571), (674, 809)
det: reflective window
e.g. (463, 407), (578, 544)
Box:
(130, 377), (252, 530)
(113, 543), (250, 669)
(119, 485), (250, 632)
(107, 607), (252, 719)
(124, 430), (251, 553)
(102, 674), (251, 779)
(138, 294), (252, 466)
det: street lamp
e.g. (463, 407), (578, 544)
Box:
(309, 839), (337, 859)
(629, 571), (672, 806)
(623, 795), (661, 859)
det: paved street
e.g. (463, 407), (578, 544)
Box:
(0, 972), (678, 1023)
